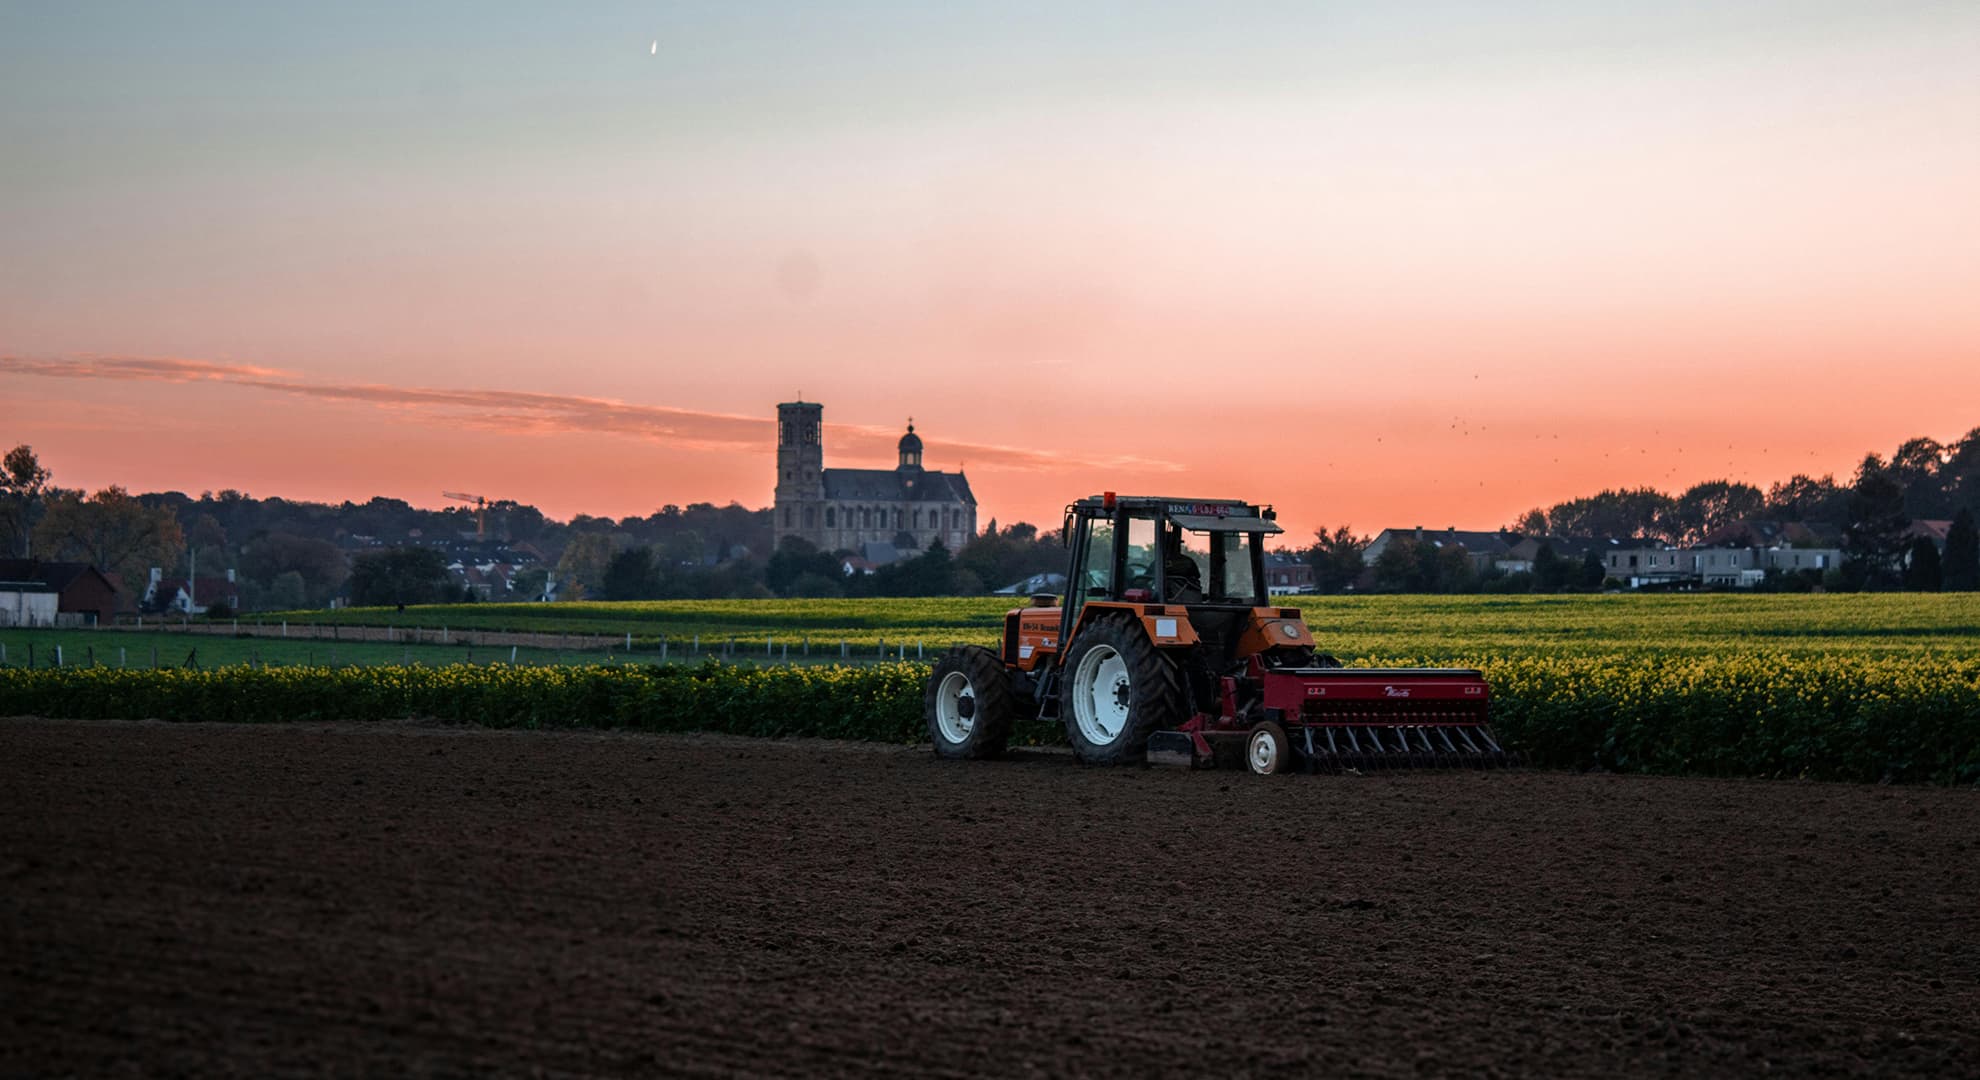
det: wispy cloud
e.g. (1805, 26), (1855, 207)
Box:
(0, 354), (1181, 473)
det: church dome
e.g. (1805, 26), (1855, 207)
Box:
(898, 423), (922, 455)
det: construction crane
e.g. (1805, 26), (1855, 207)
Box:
(442, 491), (493, 541)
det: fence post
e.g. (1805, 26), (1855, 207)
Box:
(692, 634), (699, 654)
(330, 646), (337, 668)
(56, 645), (63, 667)
(626, 632), (632, 652)
(119, 647), (126, 668)
(841, 640), (847, 660)
(150, 645), (158, 668)
(781, 643), (788, 663)
(918, 640), (924, 659)
(87, 645), (95, 667)
(282, 620), (287, 638)
(767, 635), (774, 657)
(803, 636), (809, 656)
(233, 618), (238, 634)
(510, 645), (519, 664)
(878, 638), (885, 658)
(660, 639), (668, 663)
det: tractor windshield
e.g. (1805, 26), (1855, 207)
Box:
(1172, 525), (1264, 605)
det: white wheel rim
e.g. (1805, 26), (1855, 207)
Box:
(935, 670), (975, 744)
(1248, 729), (1280, 773)
(1072, 644), (1131, 745)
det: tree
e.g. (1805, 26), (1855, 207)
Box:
(1902, 536), (1942, 591)
(186, 513), (227, 593)
(239, 532), (349, 607)
(1842, 458), (1910, 589)
(1533, 544), (1573, 592)
(1943, 508), (1979, 591)
(1889, 436), (1951, 519)
(0, 444), (53, 557)
(348, 548), (452, 607)
(765, 537), (841, 596)
(1765, 473), (1848, 524)
(511, 566), (550, 601)
(33, 485), (185, 591)
(265, 570), (309, 611)
(1540, 488), (1676, 542)
(555, 532), (617, 600)
(602, 547), (664, 600)
(1659, 480), (1764, 546)
(1509, 507), (1548, 535)
(1305, 526), (1368, 593)
(1580, 549), (1607, 589)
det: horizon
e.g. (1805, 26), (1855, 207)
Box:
(6, 3), (1978, 537)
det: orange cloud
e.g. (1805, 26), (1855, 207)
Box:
(0, 354), (1180, 475)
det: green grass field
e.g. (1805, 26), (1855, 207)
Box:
(17, 593), (1977, 672)
(267, 593), (1980, 659)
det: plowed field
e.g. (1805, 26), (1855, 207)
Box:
(3, 719), (1976, 1078)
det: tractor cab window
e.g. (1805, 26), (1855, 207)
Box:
(1176, 526), (1264, 605)
(1075, 519), (1114, 596)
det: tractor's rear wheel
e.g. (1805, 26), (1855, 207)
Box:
(1060, 616), (1187, 765)
(925, 645), (1017, 759)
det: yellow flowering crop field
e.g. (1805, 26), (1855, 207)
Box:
(7, 594), (1978, 783)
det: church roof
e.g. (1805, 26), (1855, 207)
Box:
(822, 468), (975, 504)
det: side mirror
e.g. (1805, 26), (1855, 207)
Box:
(1061, 512), (1075, 547)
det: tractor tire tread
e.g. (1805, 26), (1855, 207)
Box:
(1060, 613), (1188, 766)
(925, 645), (1017, 760)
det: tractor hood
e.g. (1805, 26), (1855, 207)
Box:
(1171, 513), (1283, 534)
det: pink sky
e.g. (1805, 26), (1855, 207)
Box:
(4, 4), (1977, 539)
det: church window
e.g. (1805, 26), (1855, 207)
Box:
(825, 508), (835, 527)
(861, 507), (871, 528)
(913, 509), (921, 529)
(894, 509), (903, 529)
(783, 507), (792, 527)
(804, 507), (815, 527)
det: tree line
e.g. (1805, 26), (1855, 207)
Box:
(1298, 427), (1980, 593)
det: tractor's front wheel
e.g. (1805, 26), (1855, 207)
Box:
(925, 645), (1017, 759)
(1060, 616), (1187, 765)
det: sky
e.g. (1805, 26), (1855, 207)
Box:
(4, 1), (1977, 539)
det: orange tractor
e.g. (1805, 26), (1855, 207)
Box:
(924, 494), (1511, 774)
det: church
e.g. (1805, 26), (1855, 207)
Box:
(773, 400), (977, 557)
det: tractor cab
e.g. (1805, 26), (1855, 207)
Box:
(1059, 494), (1287, 668)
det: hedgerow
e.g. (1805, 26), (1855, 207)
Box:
(4, 653), (1977, 784)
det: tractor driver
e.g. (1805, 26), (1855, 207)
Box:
(1162, 525), (1203, 603)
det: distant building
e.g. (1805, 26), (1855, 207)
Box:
(0, 560), (122, 626)
(1363, 527), (1517, 574)
(772, 401), (977, 554)
(1263, 553), (1315, 592)
(145, 567), (242, 615)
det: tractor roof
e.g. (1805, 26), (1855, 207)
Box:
(1071, 495), (1282, 533)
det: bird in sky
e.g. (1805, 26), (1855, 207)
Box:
(650, 40), (658, 55)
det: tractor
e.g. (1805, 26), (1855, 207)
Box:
(924, 493), (1511, 774)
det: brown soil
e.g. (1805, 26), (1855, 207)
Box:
(3, 719), (1977, 1078)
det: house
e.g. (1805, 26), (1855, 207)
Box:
(1499, 536), (1635, 575)
(0, 560), (124, 626)
(1602, 547), (1695, 588)
(1363, 527), (1518, 574)
(1905, 520), (1952, 550)
(1700, 519), (1838, 549)
(1262, 553), (1315, 592)
(144, 567), (243, 615)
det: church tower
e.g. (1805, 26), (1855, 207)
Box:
(775, 400), (824, 541)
